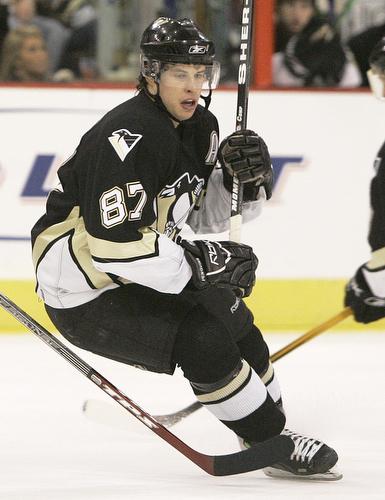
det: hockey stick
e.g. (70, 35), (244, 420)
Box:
(0, 292), (293, 476)
(83, 307), (352, 429)
(270, 306), (352, 362)
(230, 0), (254, 242)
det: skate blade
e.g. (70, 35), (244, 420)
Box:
(263, 467), (343, 481)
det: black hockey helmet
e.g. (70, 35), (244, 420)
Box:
(367, 37), (385, 99)
(141, 17), (215, 65)
(140, 17), (220, 89)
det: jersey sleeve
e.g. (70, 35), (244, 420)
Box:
(80, 121), (192, 294)
(187, 166), (266, 234)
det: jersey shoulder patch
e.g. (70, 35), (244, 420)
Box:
(205, 130), (219, 165)
(108, 128), (142, 162)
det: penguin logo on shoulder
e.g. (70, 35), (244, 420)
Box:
(108, 129), (142, 162)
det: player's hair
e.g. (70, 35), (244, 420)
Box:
(136, 73), (146, 91)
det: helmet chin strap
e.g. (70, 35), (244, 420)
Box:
(144, 82), (212, 124)
(200, 90), (212, 112)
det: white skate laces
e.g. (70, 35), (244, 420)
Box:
(239, 427), (342, 480)
(263, 428), (343, 480)
(281, 429), (323, 464)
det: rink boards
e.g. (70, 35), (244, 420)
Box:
(0, 86), (384, 332)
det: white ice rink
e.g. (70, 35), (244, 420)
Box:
(1, 330), (384, 500)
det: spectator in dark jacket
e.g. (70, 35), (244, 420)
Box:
(273, 0), (361, 87)
(0, 2), (8, 53)
(348, 23), (385, 87)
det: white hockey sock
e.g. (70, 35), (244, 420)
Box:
(261, 361), (282, 406)
(195, 360), (268, 421)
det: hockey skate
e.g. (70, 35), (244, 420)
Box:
(263, 429), (342, 481)
(242, 429), (342, 481)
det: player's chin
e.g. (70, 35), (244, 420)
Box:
(177, 106), (197, 121)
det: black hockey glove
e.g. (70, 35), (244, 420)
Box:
(218, 129), (274, 201)
(179, 238), (258, 297)
(345, 265), (385, 324)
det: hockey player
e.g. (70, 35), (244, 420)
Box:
(345, 37), (385, 323)
(31, 17), (340, 479)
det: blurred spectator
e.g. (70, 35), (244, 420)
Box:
(334, 0), (385, 43)
(0, 2), (8, 52)
(273, 0), (361, 87)
(35, 0), (68, 19)
(348, 23), (385, 87)
(7, 0), (70, 72)
(0, 25), (49, 80)
(0, 24), (74, 81)
(154, 0), (241, 83)
(58, 1), (97, 80)
(213, 0), (242, 83)
(47, 0), (96, 31)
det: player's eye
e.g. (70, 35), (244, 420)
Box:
(174, 72), (187, 80)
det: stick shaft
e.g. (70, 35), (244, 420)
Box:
(230, 0), (254, 242)
(0, 293), (211, 472)
(270, 307), (352, 362)
(0, 292), (293, 476)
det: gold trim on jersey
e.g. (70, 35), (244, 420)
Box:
(32, 206), (80, 269)
(367, 247), (385, 270)
(155, 195), (176, 233)
(32, 206), (114, 289)
(73, 218), (115, 287)
(88, 226), (158, 260)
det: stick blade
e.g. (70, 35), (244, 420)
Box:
(213, 435), (294, 476)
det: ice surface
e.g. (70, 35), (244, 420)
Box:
(1, 331), (384, 500)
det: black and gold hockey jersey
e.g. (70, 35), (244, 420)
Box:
(368, 140), (385, 253)
(31, 91), (223, 308)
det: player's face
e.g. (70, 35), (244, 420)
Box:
(158, 64), (207, 122)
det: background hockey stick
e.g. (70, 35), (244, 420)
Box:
(0, 292), (293, 476)
(270, 306), (352, 362)
(230, 0), (254, 242)
(83, 307), (353, 429)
